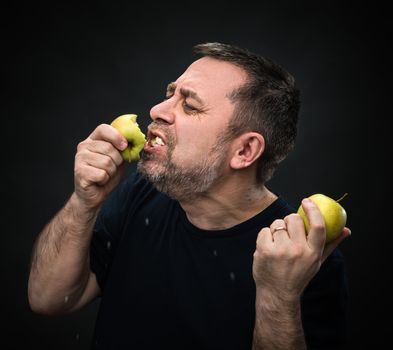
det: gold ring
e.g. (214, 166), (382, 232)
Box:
(272, 226), (286, 234)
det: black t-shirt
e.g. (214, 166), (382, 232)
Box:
(90, 173), (348, 349)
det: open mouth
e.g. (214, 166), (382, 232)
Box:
(150, 135), (165, 147)
(147, 129), (167, 148)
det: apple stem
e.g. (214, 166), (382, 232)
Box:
(336, 193), (348, 203)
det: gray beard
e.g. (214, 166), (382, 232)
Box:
(137, 142), (227, 202)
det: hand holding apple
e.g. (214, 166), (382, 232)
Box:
(110, 114), (146, 162)
(297, 193), (348, 243)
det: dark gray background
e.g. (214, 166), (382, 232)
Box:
(1, 1), (390, 349)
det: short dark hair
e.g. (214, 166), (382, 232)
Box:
(193, 42), (300, 184)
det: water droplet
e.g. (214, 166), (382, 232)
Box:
(212, 249), (218, 257)
(107, 241), (111, 249)
(64, 295), (69, 303)
(145, 217), (149, 226)
(229, 272), (236, 281)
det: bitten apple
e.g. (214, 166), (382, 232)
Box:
(297, 193), (347, 243)
(110, 114), (146, 162)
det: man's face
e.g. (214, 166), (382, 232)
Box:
(138, 57), (247, 201)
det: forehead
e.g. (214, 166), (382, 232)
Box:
(175, 57), (247, 100)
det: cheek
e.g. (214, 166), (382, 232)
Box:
(172, 118), (224, 160)
(173, 134), (214, 164)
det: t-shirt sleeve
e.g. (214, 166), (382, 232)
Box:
(301, 249), (349, 349)
(90, 172), (146, 291)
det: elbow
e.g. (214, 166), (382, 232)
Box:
(28, 298), (53, 316)
(28, 290), (57, 316)
(28, 279), (65, 316)
(28, 300), (55, 316)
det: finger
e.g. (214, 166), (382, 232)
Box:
(270, 219), (289, 242)
(76, 143), (121, 180)
(78, 163), (110, 186)
(284, 213), (307, 244)
(84, 140), (124, 167)
(84, 152), (118, 180)
(103, 163), (126, 194)
(322, 227), (351, 263)
(270, 219), (286, 232)
(256, 227), (274, 248)
(89, 124), (128, 151)
(301, 198), (326, 251)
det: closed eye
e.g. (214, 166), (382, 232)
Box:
(164, 90), (202, 115)
(183, 101), (198, 114)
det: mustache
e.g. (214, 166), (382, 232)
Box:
(147, 121), (174, 144)
(148, 120), (169, 129)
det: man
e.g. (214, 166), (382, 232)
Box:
(28, 42), (350, 349)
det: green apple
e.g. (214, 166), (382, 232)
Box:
(110, 114), (146, 162)
(297, 193), (347, 243)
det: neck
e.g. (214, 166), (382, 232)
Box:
(179, 176), (277, 231)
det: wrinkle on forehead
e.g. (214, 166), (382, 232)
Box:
(175, 57), (248, 102)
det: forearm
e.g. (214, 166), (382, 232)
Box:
(28, 192), (99, 315)
(252, 291), (306, 350)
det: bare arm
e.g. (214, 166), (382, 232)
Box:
(28, 124), (127, 315)
(28, 193), (101, 315)
(252, 199), (350, 349)
(253, 292), (305, 350)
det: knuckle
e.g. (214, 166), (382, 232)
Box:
(97, 168), (108, 181)
(76, 140), (88, 152)
(292, 213), (302, 222)
(289, 244), (304, 259)
(254, 243), (272, 259)
(97, 123), (108, 132)
(101, 141), (113, 154)
(285, 213), (301, 224)
(271, 219), (284, 227)
(75, 147), (87, 159)
(79, 179), (89, 190)
(74, 162), (85, 178)
(255, 240), (264, 253)
(102, 155), (113, 169)
(74, 164), (81, 176)
(272, 248), (286, 259)
(286, 213), (299, 220)
(313, 223), (325, 232)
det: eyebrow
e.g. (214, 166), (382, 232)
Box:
(166, 82), (204, 104)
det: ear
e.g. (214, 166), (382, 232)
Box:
(229, 132), (265, 170)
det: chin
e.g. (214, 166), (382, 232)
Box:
(137, 157), (163, 180)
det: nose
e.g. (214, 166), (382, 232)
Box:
(150, 99), (175, 124)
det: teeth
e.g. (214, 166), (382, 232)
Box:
(151, 136), (165, 147)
